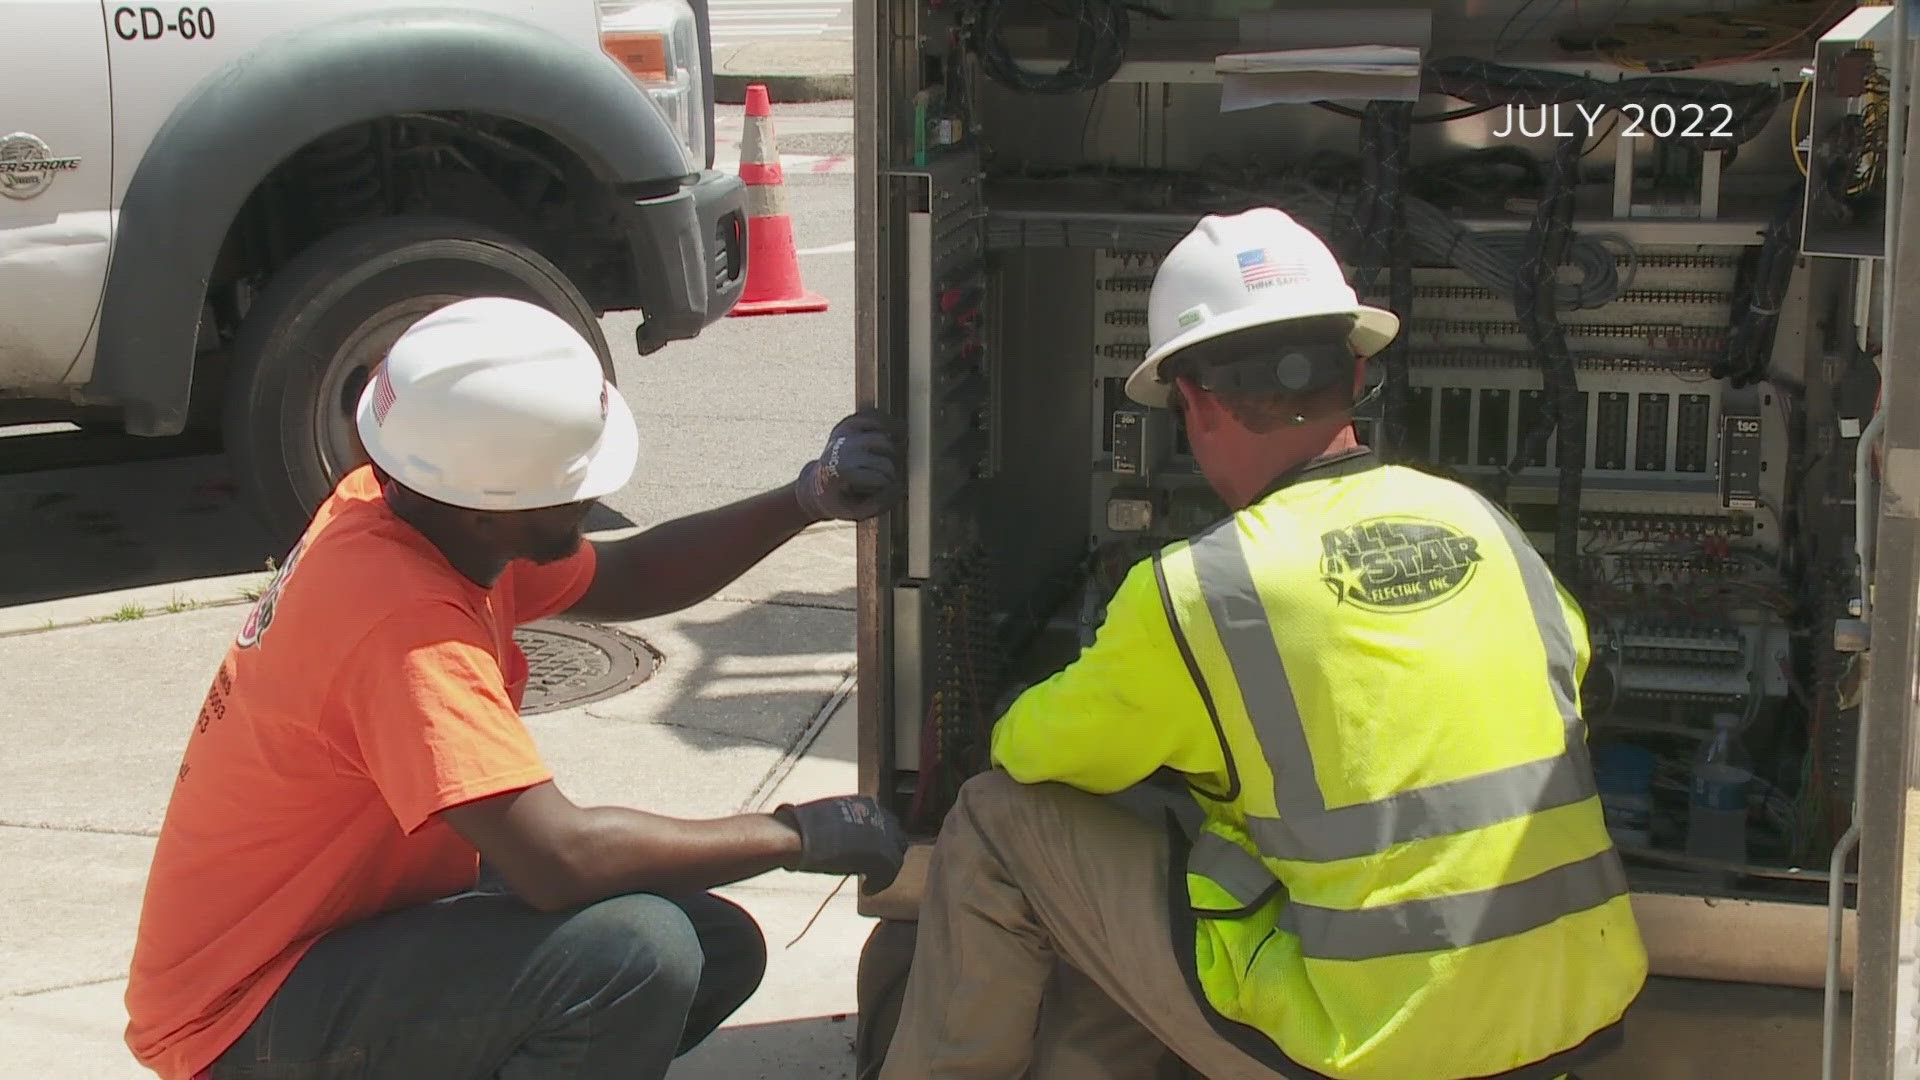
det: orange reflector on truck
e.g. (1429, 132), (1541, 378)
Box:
(603, 31), (669, 82)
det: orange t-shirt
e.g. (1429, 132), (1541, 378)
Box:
(124, 466), (598, 1080)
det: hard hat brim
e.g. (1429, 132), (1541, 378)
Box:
(1125, 301), (1400, 408)
(355, 375), (641, 512)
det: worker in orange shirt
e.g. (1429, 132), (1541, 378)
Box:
(125, 296), (909, 1080)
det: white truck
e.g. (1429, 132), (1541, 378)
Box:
(4, 0), (746, 542)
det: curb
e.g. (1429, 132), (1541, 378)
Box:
(715, 73), (855, 105)
(0, 570), (271, 638)
(0, 521), (857, 638)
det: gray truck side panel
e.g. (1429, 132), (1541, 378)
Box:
(91, 11), (694, 435)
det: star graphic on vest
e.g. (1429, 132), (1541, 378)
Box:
(1323, 557), (1368, 604)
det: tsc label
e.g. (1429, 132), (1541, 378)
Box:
(1719, 413), (1763, 510)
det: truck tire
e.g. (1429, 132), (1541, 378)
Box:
(854, 919), (919, 1080)
(223, 214), (613, 546)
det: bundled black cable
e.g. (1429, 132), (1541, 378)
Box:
(1406, 145), (1545, 212)
(1385, 152), (1415, 458)
(1348, 102), (1415, 453)
(973, 0), (1130, 94)
(1409, 59), (1781, 580)
(1719, 183), (1807, 387)
(1505, 131), (1588, 580)
(1250, 173), (1633, 310)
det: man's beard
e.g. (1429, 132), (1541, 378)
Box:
(525, 531), (583, 565)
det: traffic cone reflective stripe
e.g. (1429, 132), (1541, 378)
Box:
(738, 81), (786, 196)
(729, 83), (829, 317)
(744, 163), (788, 217)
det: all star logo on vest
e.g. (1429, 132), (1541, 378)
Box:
(1318, 516), (1483, 613)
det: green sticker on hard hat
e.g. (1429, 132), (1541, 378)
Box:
(1177, 304), (1210, 329)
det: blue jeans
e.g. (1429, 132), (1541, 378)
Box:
(207, 889), (767, 1079)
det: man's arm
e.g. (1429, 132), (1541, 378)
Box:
(343, 607), (908, 912)
(441, 783), (800, 908)
(563, 410), (903, 623)
(441, 784), (910, 912)
(564, 487), (814, 622)
(990, 557), (1227, 793)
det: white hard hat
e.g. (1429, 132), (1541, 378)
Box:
(354, 297), (638, 511)
(1126, 207), (1400, 407)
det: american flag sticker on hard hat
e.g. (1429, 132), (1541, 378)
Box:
(370, 369), (396, 425)
(1237, 248), (1304, 291)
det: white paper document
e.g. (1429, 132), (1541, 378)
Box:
(1215, 45), (1423, 76)
(1216, 47), (1423, 111)
(1218, 9), (1429, 112)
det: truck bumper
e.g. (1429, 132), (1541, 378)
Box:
(625, 169), (748, 354)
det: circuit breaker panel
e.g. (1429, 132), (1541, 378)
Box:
(901, 150), (993, 579)
(1090, 249), (1227, 543)
(1077, 239), (1803, 809)
(1084, 245), (1790, 549)
(886, 148), (1018, 830)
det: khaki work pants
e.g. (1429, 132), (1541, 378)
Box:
(879, 768), (1286, 1080)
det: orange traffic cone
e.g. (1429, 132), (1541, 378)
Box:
(729, 83), (829, 316)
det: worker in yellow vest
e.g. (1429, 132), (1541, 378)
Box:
(878, 207), (1648, 1080)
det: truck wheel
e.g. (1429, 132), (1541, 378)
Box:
(223, 214), (613, 545)
(855, 919), (919, 1080)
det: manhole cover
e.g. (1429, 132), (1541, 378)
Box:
(513, 620), (659, 715)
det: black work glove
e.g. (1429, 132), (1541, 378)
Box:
(794, 410), (905, 521)
(772, 795), (909, 893)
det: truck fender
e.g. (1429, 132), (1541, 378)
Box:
(91, 10), (695, 436)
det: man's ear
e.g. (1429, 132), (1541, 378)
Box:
(1173, 375), (1224, 435)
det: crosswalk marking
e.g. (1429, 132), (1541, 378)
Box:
(710, 6), (840, 16)
(708, 0), (850, 46)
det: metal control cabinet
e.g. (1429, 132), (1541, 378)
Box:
(851, 2), (1920, 1076)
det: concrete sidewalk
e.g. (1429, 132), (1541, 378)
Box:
(0, 526), (875, 1078)
(714, 41), (854, 103)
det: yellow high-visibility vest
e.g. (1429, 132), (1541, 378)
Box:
(1149, 449), (1648, 1079)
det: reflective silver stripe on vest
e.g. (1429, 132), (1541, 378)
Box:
(1183, 494), (1596, 867)
(1243, 753), (1599, 864)
(1190, 831), (1283, 910)
(1275, 848), (1629, 961)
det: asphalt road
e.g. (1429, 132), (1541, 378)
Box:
(0, 154), (858, 609)
(603, 165), (858, 532)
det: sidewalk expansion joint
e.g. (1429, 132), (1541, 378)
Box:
(0, 821), (158, 839)
(740, 666), (856, 813)
(709, 595), (855, 612)
(10, 973), (128, 999)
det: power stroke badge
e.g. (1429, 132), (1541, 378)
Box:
(0, 133), (82, 201)
(1319, 517), (1484, 613)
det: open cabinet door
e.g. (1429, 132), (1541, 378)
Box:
(1843, 18), (1920, 1076)
(1852, 20), (1920, 1077)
